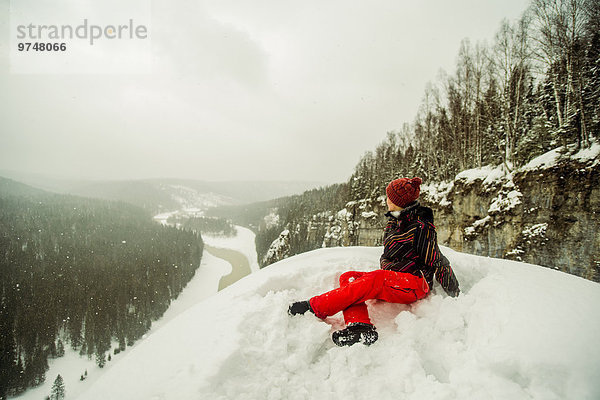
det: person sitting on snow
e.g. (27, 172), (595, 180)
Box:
(288, 177), (460, 347)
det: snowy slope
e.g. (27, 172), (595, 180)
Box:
(77, 246), (600, 400)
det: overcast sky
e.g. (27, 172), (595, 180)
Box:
(0, 0), (530, 184)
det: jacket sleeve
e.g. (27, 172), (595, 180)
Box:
(414, 224), (460, 297)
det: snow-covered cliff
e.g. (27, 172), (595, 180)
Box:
(262, 143), (600, 281)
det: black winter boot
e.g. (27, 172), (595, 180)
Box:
(288, 300), (313, 316)
(332, 322), (378, 347)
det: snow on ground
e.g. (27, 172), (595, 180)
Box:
(453, 140), (599, 189)
(520, 139), (600, 171)
(153, 211), (178, 226)
(164, 185), (237, 210)
(573, 139), (600, 165)
(520, 147), (562, 171)
(455, 165), (504, 185)
(77, 246), (600, 400)
(15, 250), (231, 400)
(202, 225), (260, 272)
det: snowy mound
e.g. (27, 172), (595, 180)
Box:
(78, 247), (600, 400)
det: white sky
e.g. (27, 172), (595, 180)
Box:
(0, 0), (530, 184)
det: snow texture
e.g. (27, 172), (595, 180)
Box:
(520, 139), (600, 171)
(520, 148), (562, 171)
(360, 211), (378, 219)
(263, 210), (280, 230)
(488, 190), (522, 214)
(522, 223), (548, 239)
(507, 224), (551, 262)
(323, 225), (343, 244)
(464, 216), (491, 237)
(572, 140), (600, 164)
(336, 208), (353, 221)
(421, 181), (454, 207)
(76, 246), (600, 400)
(456, 164), (512, 190)
(455, 165), (501, 186)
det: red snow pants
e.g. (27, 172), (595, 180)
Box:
(309, 269), (429, 325)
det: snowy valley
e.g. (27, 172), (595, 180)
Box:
(13, 225), (259, 400)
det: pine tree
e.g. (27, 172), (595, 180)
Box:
(96, 350), (106, 368)
(56, 339), (65, 358)
(50, 374), (65, 400)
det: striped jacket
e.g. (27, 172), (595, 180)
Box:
(380, 201), (460, 297)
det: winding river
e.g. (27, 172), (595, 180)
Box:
(205, 245), (252, 290)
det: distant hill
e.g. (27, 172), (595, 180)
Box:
(0, 171), (326, 213)
(0, 176), (50, 198)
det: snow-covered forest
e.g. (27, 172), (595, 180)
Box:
(350, 0), (600, 199)
(0, 178), (204, 399)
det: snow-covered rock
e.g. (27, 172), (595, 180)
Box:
(263, 229), (291, 265)
(76, 246), (600, 400)
(520, 139), (600, 172)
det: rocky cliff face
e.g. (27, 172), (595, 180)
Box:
(262, 148), (599, 282)
(427, 160), (600, 281)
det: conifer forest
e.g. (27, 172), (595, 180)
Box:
(0, 181), (204, 398)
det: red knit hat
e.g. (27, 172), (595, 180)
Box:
(386, 177), (422, 208)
